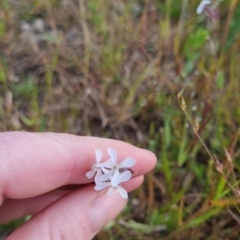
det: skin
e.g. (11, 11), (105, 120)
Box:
(0, 132), (156, 240)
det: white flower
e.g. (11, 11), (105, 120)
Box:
(86, 148), (136, 199)
(100, 148), (135, 178)
(86, 149), (104, 180)
(95, 170), (132, 199)
(197, 0), (212, 14)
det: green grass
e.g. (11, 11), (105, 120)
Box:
(1, 0), (240, 239)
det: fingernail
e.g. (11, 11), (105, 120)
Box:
(89, 191), (127, 233)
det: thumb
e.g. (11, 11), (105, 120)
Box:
(6, 185), (128, 240)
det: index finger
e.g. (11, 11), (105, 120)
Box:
(0, 132), (156, 201)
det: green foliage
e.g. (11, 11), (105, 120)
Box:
(11, 78), (36, 97)
(87, 0), (107, 33)
(0, 61), (6, 83)
(177, 124), (188, 167)
(226, 5), (240, 50)
(183, 27), (209, 60)
(216, 71), (225, 89)
(0, 19), (6, 36)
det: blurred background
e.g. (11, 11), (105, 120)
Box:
(1, 0), (240, 239)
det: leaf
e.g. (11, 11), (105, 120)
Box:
(210, 198), (240, 207)
(119, 220), (167, 234)
(183, 27), (209, 60)
(177, 125), (188, 167)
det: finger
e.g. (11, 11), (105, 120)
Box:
(0, 176), (143, 225)
(0, 132), (156, 201)
(6, 183), (134, 240)
(0, 190), (69, 225)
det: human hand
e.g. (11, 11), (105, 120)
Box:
(0, 132), (156, 240)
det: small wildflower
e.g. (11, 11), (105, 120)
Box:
(86, 149), (105, 181)
(100, 148), (135, 180)
(86, 148), (136, 199)
(197, 0), (212, 14)
(95, 170), (132, 199)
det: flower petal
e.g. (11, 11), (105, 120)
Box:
(117, 186), (128, 199)
(98, 172), (112, 182)
(94, 182), (110, 190)
(95, 149), (103, 163)
(107, 148), (117, 164)
(118, 157), (135, 169)
(100, 158), (114, 169)
(120, 170), (132, 182)
(111, 170), (121, 187)
(107, 187), (115, 195)
(197, 0), (211, 14)
(94, 170), (103, 183)
(86, 170), (96, 179)
(101, 167), (111, 174)
(197, 3), (205, 14)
